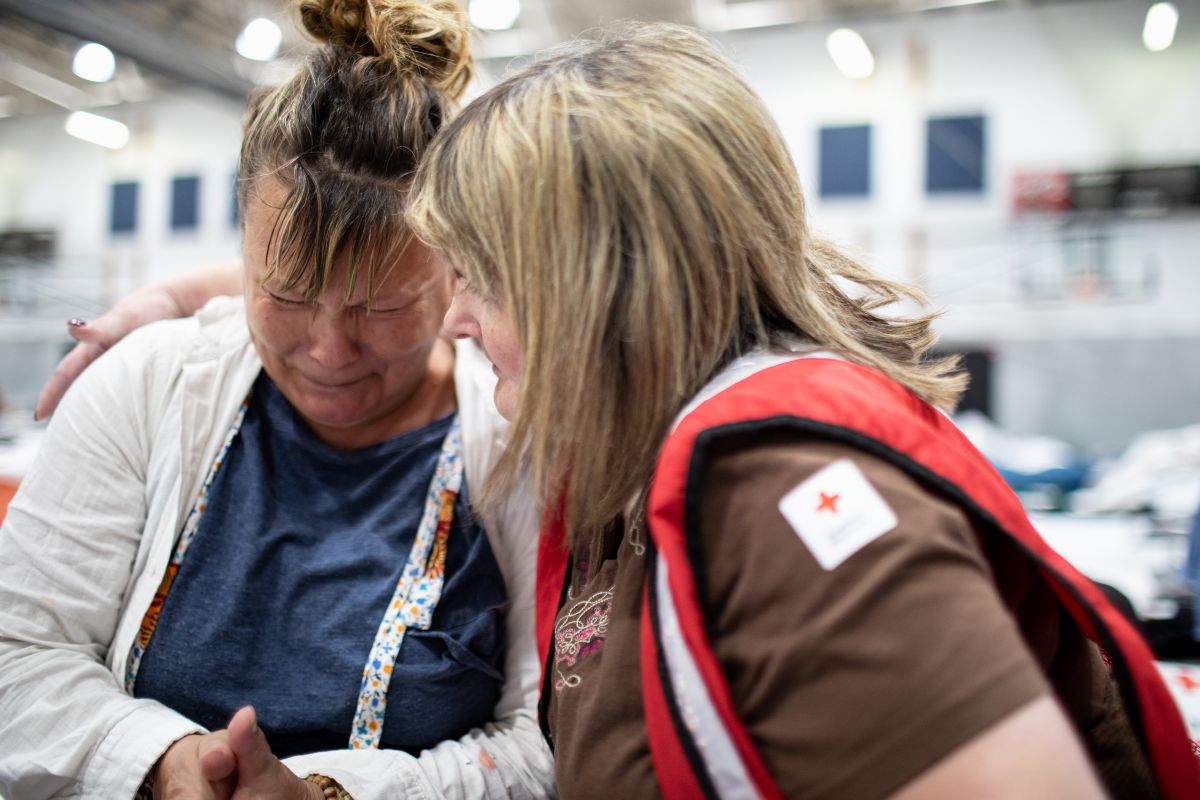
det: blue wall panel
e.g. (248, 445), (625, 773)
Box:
(110, 181), (138, 235)
(926, 115), (986, 193)
(819, 124), (871, 198)
(170, 175), (201, 230)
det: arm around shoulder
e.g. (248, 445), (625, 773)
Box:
(34, 261), (242, 421)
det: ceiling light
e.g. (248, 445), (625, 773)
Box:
(1143, 2), (1179, 52)
(923, 0), (997, 8)
(826, 28), (875, 80)
(64, 110), (130, 149)
(72, 42), (116, 83)
(469, 0), (521, 31)
(236, 18), (283, 62)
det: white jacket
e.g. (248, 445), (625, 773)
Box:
(0, 297), (554, 800)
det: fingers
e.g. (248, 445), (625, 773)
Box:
(36, 285), (191, 420)
(199, 737), (237, 783)
(33, 341), (106, 421)
(227, 706), (279, 784)
(35, 297), (165, 420)
(69, 306), (143, 348)
(226, 707), (318, 799)
(67, 321), (116, 346)
(226, 706), (258, 750)
(33, 314), (122, 420)
(155, 732), (236, 800)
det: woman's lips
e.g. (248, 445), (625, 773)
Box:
(300, 373), (368, 390)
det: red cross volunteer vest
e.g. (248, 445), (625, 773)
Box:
(537, 354), (1199, 799)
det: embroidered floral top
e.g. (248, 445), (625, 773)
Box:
(545, 508), (658, 799)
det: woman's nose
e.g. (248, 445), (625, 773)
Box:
(443, 291), (481, 340)
(307, 309), (360, 369)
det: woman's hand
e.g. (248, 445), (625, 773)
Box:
(34, 262), (242, 420)
(35, 287), (183, 421)
(155, 708), (323, 800)
(218, 706), (325, 800)
(154, 730), (237, 800)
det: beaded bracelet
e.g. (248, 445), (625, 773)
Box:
(304, 773), (354, 800)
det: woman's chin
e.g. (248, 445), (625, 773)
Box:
(290, 392), (380, 434)
(493, 383), (518, 421)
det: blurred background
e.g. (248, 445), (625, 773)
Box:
(0, 0), (1198, 720)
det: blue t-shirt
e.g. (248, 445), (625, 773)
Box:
(135, 373), (506, 757)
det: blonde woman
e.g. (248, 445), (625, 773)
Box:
(407, 22), (1198, 800)
(0, 2), (553, 798)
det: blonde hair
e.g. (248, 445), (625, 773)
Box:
(409, 22), (964, 531)
(238, 0), (472, 301)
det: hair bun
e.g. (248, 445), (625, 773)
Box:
(298, 0), (473, 99)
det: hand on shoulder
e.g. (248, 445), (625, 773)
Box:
(35, 262), (241, 420)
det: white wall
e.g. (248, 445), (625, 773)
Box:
(0, 0), (1198, 449)
(0, 91), (245, 407)
(721, 0), (1200, 225)
(0, 90), (244, 315)
(717, 0), (1200, 451)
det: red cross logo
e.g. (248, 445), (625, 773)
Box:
(817, 492), (839, 513)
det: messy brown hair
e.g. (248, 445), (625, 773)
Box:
(238, 0), (471, 302)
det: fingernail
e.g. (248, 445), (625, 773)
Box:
(68, 318), (87, 328)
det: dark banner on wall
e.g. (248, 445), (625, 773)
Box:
(1014, 165), (1200, 215)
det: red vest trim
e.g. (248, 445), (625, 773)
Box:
(634, 357), (1199, 799)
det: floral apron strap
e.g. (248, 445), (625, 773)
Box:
(350, 414), (463, 749)
(125, 395), (252, 693)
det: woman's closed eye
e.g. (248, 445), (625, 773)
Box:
(452, 268), (473, 292)
(265, 289), (309, 307)
(359, 294), (421, 316)
(452, 271), (495, 306)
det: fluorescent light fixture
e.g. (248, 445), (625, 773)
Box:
(469, 0), (521, 31)
(922, 0), (997, 9)
(826, 28), (875, 80)
(64, 110), (130, 149)
(1143, 2), (1178, 52)
(72, 42), (116, 83)
(236, 18), (283, 62)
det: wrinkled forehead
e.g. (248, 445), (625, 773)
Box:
(240, 177), (289, 260)
(241, 173), (424, 302)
